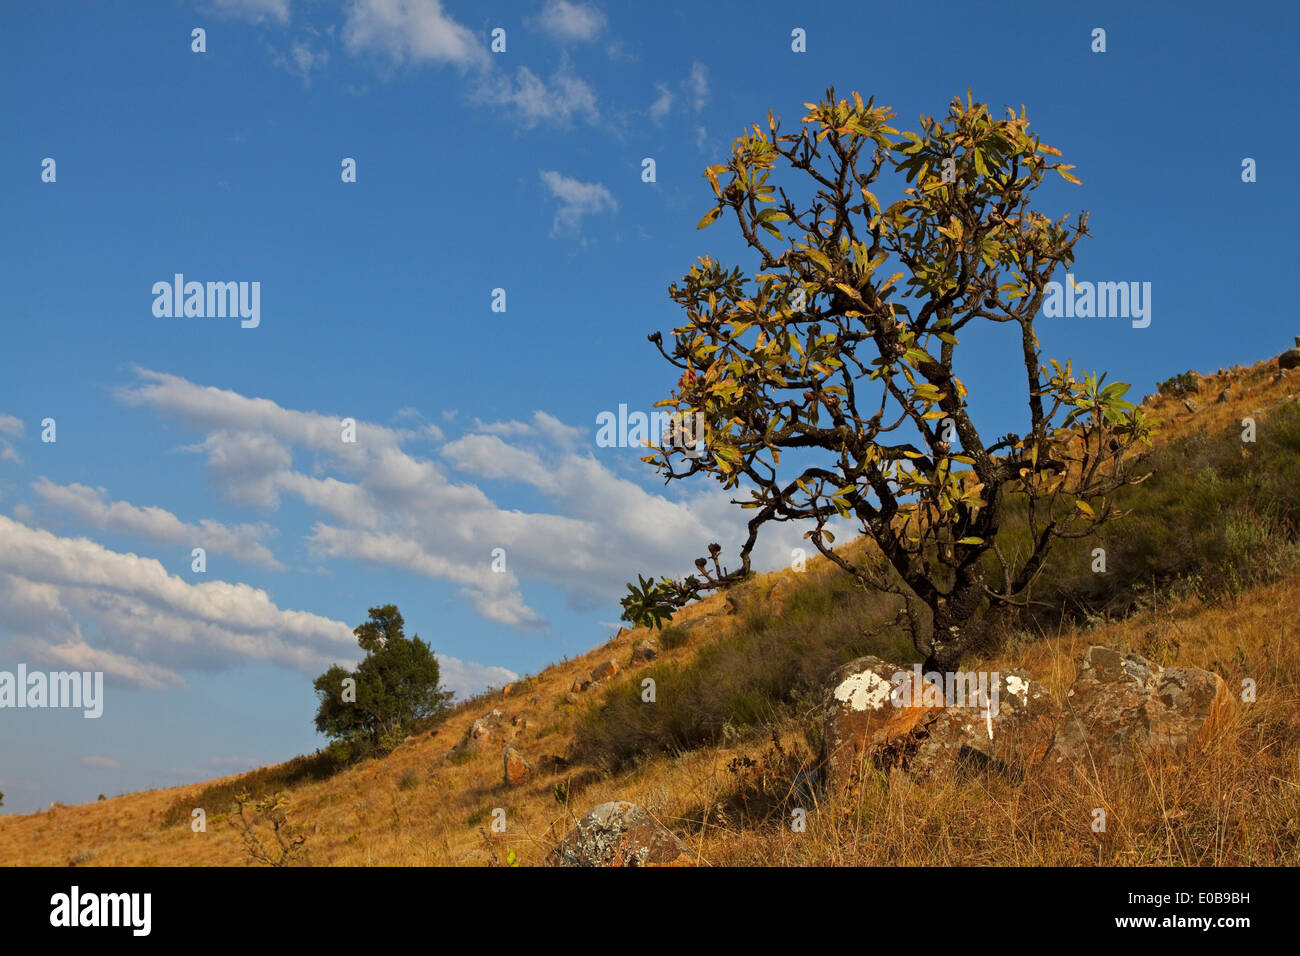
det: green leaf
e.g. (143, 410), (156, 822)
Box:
(697, 206), (723, 229)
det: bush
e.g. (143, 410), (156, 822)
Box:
(997, 400), (1300, 635)
(574, 570), (914, 769)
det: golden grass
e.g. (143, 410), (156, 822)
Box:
(1, 357), (1296, 867)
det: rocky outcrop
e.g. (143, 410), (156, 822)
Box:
(1278, 338), (1300, 370)
(631, 637), (659, 663)
(822, 657), (928, 793)
(903, 671), (1057, 782)
(504, 747), (532, 786)
(1048, 646), (1232, 770)
(822, 657), (1058, 788)
(591, 660), (621, 682)
(457, 709), (506, 752)
(546, 801), (692, 867)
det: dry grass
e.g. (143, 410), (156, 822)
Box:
(1, 357), (1297, 867)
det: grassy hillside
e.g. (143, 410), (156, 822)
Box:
(2, 357), (1297, 867)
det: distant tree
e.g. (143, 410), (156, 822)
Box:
(621, 89), (1155, 670)
(313, 605), (454, 752)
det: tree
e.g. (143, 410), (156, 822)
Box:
(621, 89), (1155, 670)
(313, 605), (454, 752)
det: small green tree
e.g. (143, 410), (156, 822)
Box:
(622, 89), (1155, 670)
(313, 605), (454, 753)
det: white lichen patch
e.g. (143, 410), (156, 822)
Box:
(1006, 675), (1030, 704)
(833, 670), (893, 712)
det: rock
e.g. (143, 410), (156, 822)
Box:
(564, 691), (580, 705)
(823, 658), (1058, 787)
(902, 671), (1058, 782)
(1217, 388), (1232, 404)
(504, 747), (532, 786)
(767, 577), (796, 605)
(571, 678), (591, 693)
(591, 660), (621, 682)
(724, 581), (761, 615)
(822, 656), (929, 794)
(458, 709), (505, 752)
(1182, 398), (1199, 413)
(631, 637), (660, 663)
(546, 801), (692, 867)
(1048, 646), (1232, 770)
(670, 612), (725, 645)
(1279, 349), (1300, 371)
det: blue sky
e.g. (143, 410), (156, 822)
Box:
(0, 0), (1295, 813)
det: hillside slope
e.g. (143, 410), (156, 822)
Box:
(2, 353), (1297, 867)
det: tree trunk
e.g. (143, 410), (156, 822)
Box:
(923, 574), (990, 671)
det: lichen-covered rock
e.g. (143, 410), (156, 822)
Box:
(546, 801), (692, 867)
(1049, 646), (1232, 770)
(504, 747), (532, 786)
(631, 637), (659, 663)
(903, 671), (1058, 781)
(822, 656), (934, 793)
(458, 709), (505, 752)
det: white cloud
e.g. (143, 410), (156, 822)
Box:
(0, 412), (23, 465)
(475, 56), (599, 130)
(109, 368), (830, 641)
(342, 0), (486, 69)
(437, 654), (518, 698)
(211, 0), (290, 23)
(649, 82), (673, 122)
(31, 478), (283, 570)
(0, 515), (355, 687)
(277, 40), (329, 86)
(688, 60), (709, 111)
(533, 0), (607, 42)
(539, 169), (617, 233)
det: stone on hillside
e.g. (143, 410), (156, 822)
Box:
(564, 691), (580, 705)
(571, 678), (591, 693)
(1279, 349), (1300, 371)
(823, 658), (1058, 787)
(546, 801), (692, 867)
(631, 637), (659, 663)
(902, 671), (1058, 782)
(1217, 388), (1232, 404)
(672, 612), (725, 644)
(1183, 398), (1199, 413)
(822, 656), (930, 793)
(1049, 646), (1232, 770)
(724, 581), (760, 615)
(504, 747), (532, 786)
(458, 709), (505, 752)
(591, 659), (621, 682)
